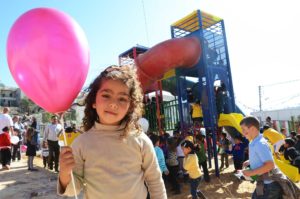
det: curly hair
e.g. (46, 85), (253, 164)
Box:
(82, 65), (144, 138)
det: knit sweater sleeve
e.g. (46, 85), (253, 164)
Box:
(141, 133), (167, 199)
(57, 135), (85, 197)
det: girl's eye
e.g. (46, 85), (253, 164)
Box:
(119, 97), (129, 102)
(101, 94), (110, 98)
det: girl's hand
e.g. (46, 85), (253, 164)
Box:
(59, 146), (75, 174)
(59, 146), (75, 189)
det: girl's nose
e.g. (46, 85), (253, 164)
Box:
(109, 103), (118, 109)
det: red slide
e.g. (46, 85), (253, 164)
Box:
(135, 37), (202, 91)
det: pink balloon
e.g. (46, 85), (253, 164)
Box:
(7, 8), (89, 113)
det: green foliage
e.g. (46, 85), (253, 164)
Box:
(42, 112), (53, 123)
(19, 96), (43, 114)
(19, 98), (30, 113)
(64, 110), (76, 121)
(41, 110), (77, 124)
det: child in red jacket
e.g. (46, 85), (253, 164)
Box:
(0, 127), (12, 170)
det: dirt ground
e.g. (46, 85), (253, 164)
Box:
(1, 154), (299, 199)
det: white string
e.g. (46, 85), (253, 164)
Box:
(141, 0), (149, 46)
(62, 130), (78, 199)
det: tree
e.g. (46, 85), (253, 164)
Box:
(19, 97), (43, 114)
(19, 97), (31, 113)
(42, 112), (53, 124)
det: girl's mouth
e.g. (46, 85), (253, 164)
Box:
(105, 111), (117, 115)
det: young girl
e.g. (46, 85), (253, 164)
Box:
(58, 65), (167, 198)
(26, 127), (38, 171)
(41, 141), (49, 169)
(181, 140), (203, 199)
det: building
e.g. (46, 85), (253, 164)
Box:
(252, 107), (300, 122)
(252, 107), (300, 133)
(0, 85), (23, 107)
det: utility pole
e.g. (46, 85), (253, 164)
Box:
(258, 85), (262, 123)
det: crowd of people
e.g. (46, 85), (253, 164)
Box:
(0, 107), (38, 171)
(147, 128), (209, 198)
(0, 107), (82, 173)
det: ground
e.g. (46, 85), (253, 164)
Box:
(1, 154), (299, 199)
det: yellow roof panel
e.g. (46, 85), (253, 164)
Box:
(171, 10), (223, 32)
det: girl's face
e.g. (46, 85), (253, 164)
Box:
(181, 146), (191, 156)
(93, 79), (131, 125)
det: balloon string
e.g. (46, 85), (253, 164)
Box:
(62, 127), (78, 199)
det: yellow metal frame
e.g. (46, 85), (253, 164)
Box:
(171, 10), (222, 32)
(171, 10), (200, 32)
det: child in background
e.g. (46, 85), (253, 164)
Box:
(181, 140), (204, 199)
(218, 132), (230, 170)
(150, 134), (169, 177)
(0, 127), (12, 170)
(166, 137), (181, 195)
(11, 128), (22, 161)
(195, 134), (210, 182)
(282, 138), (300, 172)
(228, 136), (248, 173)
(174, 130), (185, 177)
(58, 65), (166, 198)
(159, 133), (170, 159)
(41, 141), (49, 169)
(26, 127), (38, 171)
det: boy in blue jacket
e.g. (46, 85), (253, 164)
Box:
(227, 135), (248, 173)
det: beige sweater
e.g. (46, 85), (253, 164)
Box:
(58, 122), (167, 199)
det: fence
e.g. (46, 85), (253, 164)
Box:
(144, 98), (180, 132)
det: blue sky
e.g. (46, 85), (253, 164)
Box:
(1, 0), (300, 113)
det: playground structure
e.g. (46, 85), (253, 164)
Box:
(119, 10), (299, 180)
(119, 10), (237, 177)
